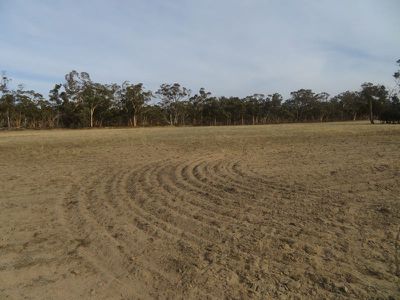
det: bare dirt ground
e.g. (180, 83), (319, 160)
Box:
(0, 122), (399, 299)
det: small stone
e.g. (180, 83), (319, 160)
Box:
(226, 271), (240, 286)
(283, 243), (291, 251)
(71, 269), (79, 275)
(304, 244), (317, 255)
(286, 280), (301, 291)
(204, 251), (215, 263)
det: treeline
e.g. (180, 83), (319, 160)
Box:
(1, 61), (400, 129)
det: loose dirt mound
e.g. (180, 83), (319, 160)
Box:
(0, 123), (399, 299)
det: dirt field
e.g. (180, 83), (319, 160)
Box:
(0, 122), (399, 299)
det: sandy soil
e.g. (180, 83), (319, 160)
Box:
(0, 122), (399, 299)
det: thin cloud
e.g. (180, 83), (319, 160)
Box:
(1, 0), (399, 98)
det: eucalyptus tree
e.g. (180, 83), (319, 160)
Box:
(268, 93), (283, 122)
(63, 71), (116, 127)
(63, 71), (89, 102)
(83, 82), (115, 127)
(156, 83), (191, 126)
(360, 83), (388, 124)
(203, 96), (221, 125)
(189, 88), (211, 125)
(49, 84), (63, 127)
(245, 94), (264, 125)
(2, 66), (399, 128)
(285, 89), (316, 121)
(143, 104), (166, 126)
(315, 92), (330, 122)
(394, 59), (400, 89)
(333, 91), (363, 120)
(0, 73), (13, 128)
(13, 85), (44, 128)
(119, 82), (152, 127)
(380, 95), (400, 123)
(384, 59), (400, 123)
(49, 82), (82, 128)
(37, 98), (56, 128)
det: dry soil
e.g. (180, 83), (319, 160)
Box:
(0, 122), (399, 299)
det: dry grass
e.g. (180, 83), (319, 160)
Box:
(0, 122), (399, 299)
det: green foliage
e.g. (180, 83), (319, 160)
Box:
(119, 82), (152, 126)
(156, 83), (191, 125)
(1, 61), (400, 128)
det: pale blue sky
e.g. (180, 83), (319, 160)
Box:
(1, 0), (399, 98)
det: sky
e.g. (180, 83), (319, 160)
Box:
(0, 0), (399, 98)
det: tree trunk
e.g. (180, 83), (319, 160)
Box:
(174, 112), (179, 125)
(6, 109), (11, 129)
(90, 107), (95, 127)
(369, 98), (374, 124)
(133, 113), (137, 127)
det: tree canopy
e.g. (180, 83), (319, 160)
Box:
(1, 61), (400, 129)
